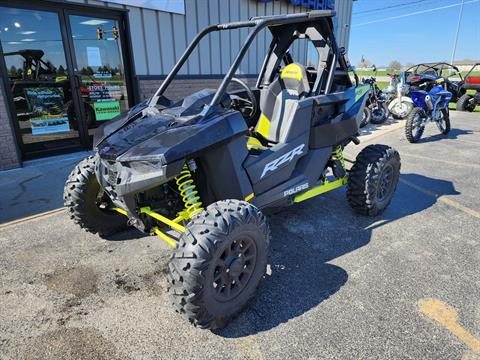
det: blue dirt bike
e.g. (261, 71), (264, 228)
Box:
(405, 80), (452, 143)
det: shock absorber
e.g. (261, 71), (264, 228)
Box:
(175, 161), (204, 218)
(331, 146), (346, 178)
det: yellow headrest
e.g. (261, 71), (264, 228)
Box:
(280, 63), (303, 81)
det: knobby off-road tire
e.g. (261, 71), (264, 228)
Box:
(405, 107), (425, 143)
(347, 144), (401, 216)
(360, 107), (371, 128)
(370, 103), (388, 124)
(167, 199), (270, 330)
(437, 109), (450, 135)
(63, 156), (127, 237)
(456, 94), (476, 112)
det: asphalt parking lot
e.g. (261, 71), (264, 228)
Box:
(0, 111), (479, 360)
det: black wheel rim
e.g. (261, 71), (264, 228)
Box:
(212, 236), (257, 302)
(376, 164), (394, 203)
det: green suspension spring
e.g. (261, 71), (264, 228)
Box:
(175, 163), (204, 218)
(331, 146), (345, 168)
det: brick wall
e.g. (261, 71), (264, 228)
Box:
(138, 77), (257, 102)
(0, 84), (21, 170)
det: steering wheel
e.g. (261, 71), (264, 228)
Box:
(226, 77), (258, 123)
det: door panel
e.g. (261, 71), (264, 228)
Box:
(0, 6), (81, 155)
(68, 15), (129, 137)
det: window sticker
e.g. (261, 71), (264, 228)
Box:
(93, 100), (121, 121)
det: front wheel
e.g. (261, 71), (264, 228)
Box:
(435, 108), (450, 135)
(390, 99), (413, 119)
(167, 199), (270, 330)
(347, 145), (401, 216)
(63, 156), (128, 237)
(456, 94), (476, 112)
(405, 107), (425, 143)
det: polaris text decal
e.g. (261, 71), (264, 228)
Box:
(260, 144), (305, 179)
(284, 182), (309, 197)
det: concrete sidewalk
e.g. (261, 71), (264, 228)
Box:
(0, 151), (92, 223)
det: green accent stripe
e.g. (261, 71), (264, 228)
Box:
(294, 177), (348, 203)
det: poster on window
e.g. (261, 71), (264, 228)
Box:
(93, 100), (121, 121)
(24, 87), (70, 135)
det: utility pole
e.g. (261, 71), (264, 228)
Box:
(450, 0), (465, 66)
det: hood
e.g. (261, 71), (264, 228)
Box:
(93, 89), (217, 160)
(93, 89), (248, 165)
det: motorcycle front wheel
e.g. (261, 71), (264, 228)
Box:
(390, 99), (413, 119)
(405, 107), (425, 143)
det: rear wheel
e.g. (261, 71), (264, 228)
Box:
(167, 199), (269, 330)
(63, 156), (127, 237)
(456, 94), (476, 112)
(360, 107), (371, 128)
(370, 102), (388, 124)
(405, 107), (425, 143)
(347, 145), (401, 216)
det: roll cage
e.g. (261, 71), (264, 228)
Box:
(405, 62), (463, 80)
(148, 10), (352, 116)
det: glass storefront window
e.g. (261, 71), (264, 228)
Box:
(69, 15), (129, 134)
(0, 7), (81, 153)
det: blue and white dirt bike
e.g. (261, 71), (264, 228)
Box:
(405, 79), (452, 143)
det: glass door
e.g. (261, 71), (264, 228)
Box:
(0, 6), (82, 155)
(67, 14), (129, 137)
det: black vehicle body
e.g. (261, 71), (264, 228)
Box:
(456, 63), (480, 112)
(65, 10), (401, 330)
(405, 62), (465, 102)
(92, 11), (369, 233)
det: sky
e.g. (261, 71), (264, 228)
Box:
(348, 0), (480, 67)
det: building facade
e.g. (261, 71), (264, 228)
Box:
(0, 0), (353, 170)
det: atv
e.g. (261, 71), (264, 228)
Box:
(456, 63), (480, 112)
(64, 11), (401, 330)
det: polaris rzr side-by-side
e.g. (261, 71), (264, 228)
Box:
(64, 11), (401, 330)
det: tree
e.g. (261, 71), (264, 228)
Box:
(57, 65), (66, 74)
(404, 62), (415, 70)
(387, 60), (402, 73)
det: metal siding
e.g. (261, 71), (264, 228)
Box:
(197, 2), (211, 74)
(158, 12), (175, 73)
(247, 1), (257, 74)
(219, 0), (231, 74)
(229, 0), (240, 75)
(66, 0), (353, 76)
(208, 0), (222, 74)
(171, 12), (188, 75)
(238, 0), (250, 74)
(126, 6), (148, 75)
(143, 9), (162, 74)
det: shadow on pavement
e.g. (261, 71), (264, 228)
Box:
(0, 151), (92, 224)
(218, 173), (459, 338)
(418, 128), (473, 143)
